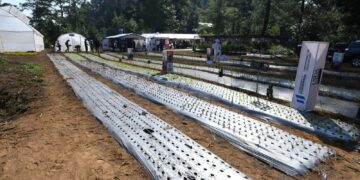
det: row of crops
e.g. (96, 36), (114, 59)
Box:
(113, 53), (360, 102)
(48, 54), (248, 180)
(108, 53), (360, 118)
(146, 52), (360, 78)
(73, 53), (359, 142)
(65, 53), (335, 176)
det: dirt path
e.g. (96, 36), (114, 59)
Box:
(0, 53), (149, 179)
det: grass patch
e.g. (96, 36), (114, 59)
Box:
(21, 63), (45, 82)
(2, 52), (37, 56)
(0, 56), (8, 64)
(64, 53), (87, 61)
(21, 63), (45, 75)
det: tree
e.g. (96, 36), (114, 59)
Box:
(207, 0), (225, 35)
(19, 0), (358, 48)
(336, 0), (360, 40)
(21, 0), (60, 46)
(110, 16), (137, 34)
(261, 0), (271, 35)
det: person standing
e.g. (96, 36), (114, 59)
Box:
(112, 40), (117, 52)
(55, 40), (61, 52)
(156, 40), (160, 51)
(90, 40), (94, 53)
(65, 39), (71, 52)
(117, 40), (121, 52)
(94, 39), (100, 55)
(85, 39), (89, 53)
(120, 41), (125, 52)
(75, 45), (81, 53)
(266, 84), (274, 100)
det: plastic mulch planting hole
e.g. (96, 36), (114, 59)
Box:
(48, 54), (248, 180)
(64, 53), (337, 176)
(99, 53), (359, 143)
(143, 128), (154, 135)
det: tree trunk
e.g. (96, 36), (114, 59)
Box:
(296, 0), (305, 44)
(261, 0), (271, 36)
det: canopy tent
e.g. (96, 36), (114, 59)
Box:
(56, 33), (90, 52)
(102, 33), (145, 51)
(142, 33), (201, 40)
(0, 6), (44, 52)
(105, 33), (145, 40)
(142, 33), (201, 51)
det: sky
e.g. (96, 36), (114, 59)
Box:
(2, 0), (31, 16)
(2, 0), (25, 6)
(1, 0), (91, 17)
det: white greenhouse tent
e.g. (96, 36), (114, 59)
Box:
(0, 6), (44, 52)
(56, 33), (89, 52)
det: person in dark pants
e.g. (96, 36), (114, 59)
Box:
(94, 39), (100, 55)
(90, 40), (94, 53)
(85, 39), (89, 53)
(112, 40), (117, 52)
(65, 39), (71, 52)
(266, 84), (274, 100)
(218, 68), (223, 77)
(75, 45), (81, 53)
(159, 40), (163, 51)
(131, 40), (135, 49)
(120, 41), (125, 52)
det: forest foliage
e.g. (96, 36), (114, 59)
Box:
(1, 0), (358, 47)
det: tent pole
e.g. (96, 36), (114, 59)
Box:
(33, 31), (37, 52)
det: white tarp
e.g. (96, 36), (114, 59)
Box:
(0, 5), (30, 24)
(0, 6), (44, 52)
(105, 33), (145, 39)
(56, 33), (90, 52)
(102, 33), (145, 51)
(142, 33), (201, 40)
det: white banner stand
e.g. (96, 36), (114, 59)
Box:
(292, 41), (329, 111)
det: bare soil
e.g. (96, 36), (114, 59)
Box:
(0, 52), (359, 180)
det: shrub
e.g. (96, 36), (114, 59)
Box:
(268, 45), (293, 55)
(194, 41), (248, 53)
(193, 42), (211, 51)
